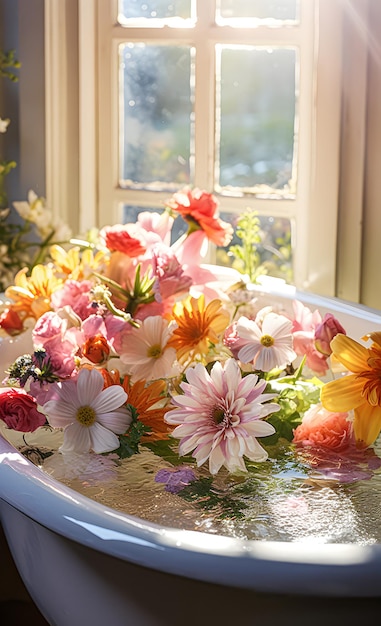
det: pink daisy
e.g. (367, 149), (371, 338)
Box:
(165, 358), (278, 474)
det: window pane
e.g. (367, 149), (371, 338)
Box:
(118, 0), (194, 22)
(119, 44), (194, 190)
(217, 213), (293, 283)
(216, 46), (297, 195)
(217, 0), (298, 21)
(122, 205), (188, 244)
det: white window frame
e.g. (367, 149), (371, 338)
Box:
(45, 0), (350, 298)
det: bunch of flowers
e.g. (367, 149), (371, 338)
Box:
(0, 186), (381, 488)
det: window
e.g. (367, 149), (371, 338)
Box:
(46, 0), (344, 297)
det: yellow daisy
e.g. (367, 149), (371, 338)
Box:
(321, 332), (381, 447)
(50, 244), (108, 281)
(168, 295), (230, 364)
(5, 264), (63, 320)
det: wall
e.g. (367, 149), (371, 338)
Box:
(0, 0), (45, 205)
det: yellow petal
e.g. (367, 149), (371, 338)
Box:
(320, 374), (365, 412)
(330, 334), (369, 373)
(354, 402), (381, 447)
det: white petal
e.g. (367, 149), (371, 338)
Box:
(96, 406), (132, 434)
(89, 422), (121, 453)
(92, 385), (127, 413)
(77, 368), (104, 404)
(60, 422), (91, 453)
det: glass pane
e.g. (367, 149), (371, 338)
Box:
(217, 213), (293, 283)
(122, 205), (189, 244)
(118, 0), (194, 23)
(217, 0), (298, 21)
(216, 46), (297, 195)
(119, 44), (194, 190)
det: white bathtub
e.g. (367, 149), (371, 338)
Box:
(2, 285), (381, 625)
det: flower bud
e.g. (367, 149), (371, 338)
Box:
(314, 313), (346, 356)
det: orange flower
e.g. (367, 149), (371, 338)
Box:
(99, 370), (172, 440)
(168, 295), (230, 363)
(165, 187), (233, 246)
(321, 332), (381, 447)
(5, 265), (63, 320)
(82, 334), (111, 365)
(121, 375), (172, 441)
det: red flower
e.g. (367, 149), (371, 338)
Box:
(101, 224), (147, 257)
(0, 307), (24, 336)
(0, 389), (46, 432)
(166, 187), (233, 246)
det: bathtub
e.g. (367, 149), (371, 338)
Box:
(2, 284), (381, 625)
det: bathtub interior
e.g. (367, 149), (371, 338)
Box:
(1, 283), (381, 616)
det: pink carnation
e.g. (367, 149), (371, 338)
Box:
(51, 279), (94, 320)
(293, 404), (354, 450)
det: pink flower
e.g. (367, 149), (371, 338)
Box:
(151, 245), (192, 301)
(223, 322), (247, 359)
(291, 300), (328, 375)
(51, 279), (94, 320)
(0, 388), (46, 432)
(235, 311), (296, 372)
(33, 311), (80, 378)
(293, 404), (354, 450)
(165, 358), (278, 474)
(314, 313), (346, 356)
(137, 211), (174, 246)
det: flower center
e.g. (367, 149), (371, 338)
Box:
(212, 407), (225, 424)
(260, 334), (275, 347)
(147, 344), (163, 359)
(76, 405), (96, 427)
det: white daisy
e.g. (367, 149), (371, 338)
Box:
(42, 368), (131, 454)
(236, 311), (296, 372)
(119, 315), (177, 381)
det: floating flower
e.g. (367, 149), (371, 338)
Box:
(165, 187), (233, 246)
(321, 332), (381, 447)
(0, 388), (46, 432)
(119, 315), (177, 381)
(42, 367), (132, 453)
(235, 311), (296, 372)
(168, 295), (230, 364)
(165, 359), (278, 474)
(155, 466), (197, 493)
(293, 403), (354, 450)
(120, 375), (172, 441)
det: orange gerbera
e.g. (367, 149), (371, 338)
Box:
(168, 295), (230, 363)
(321, 332), (381, 447)
(100, 369), (172, 440)
(5, 264), (63, 320)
